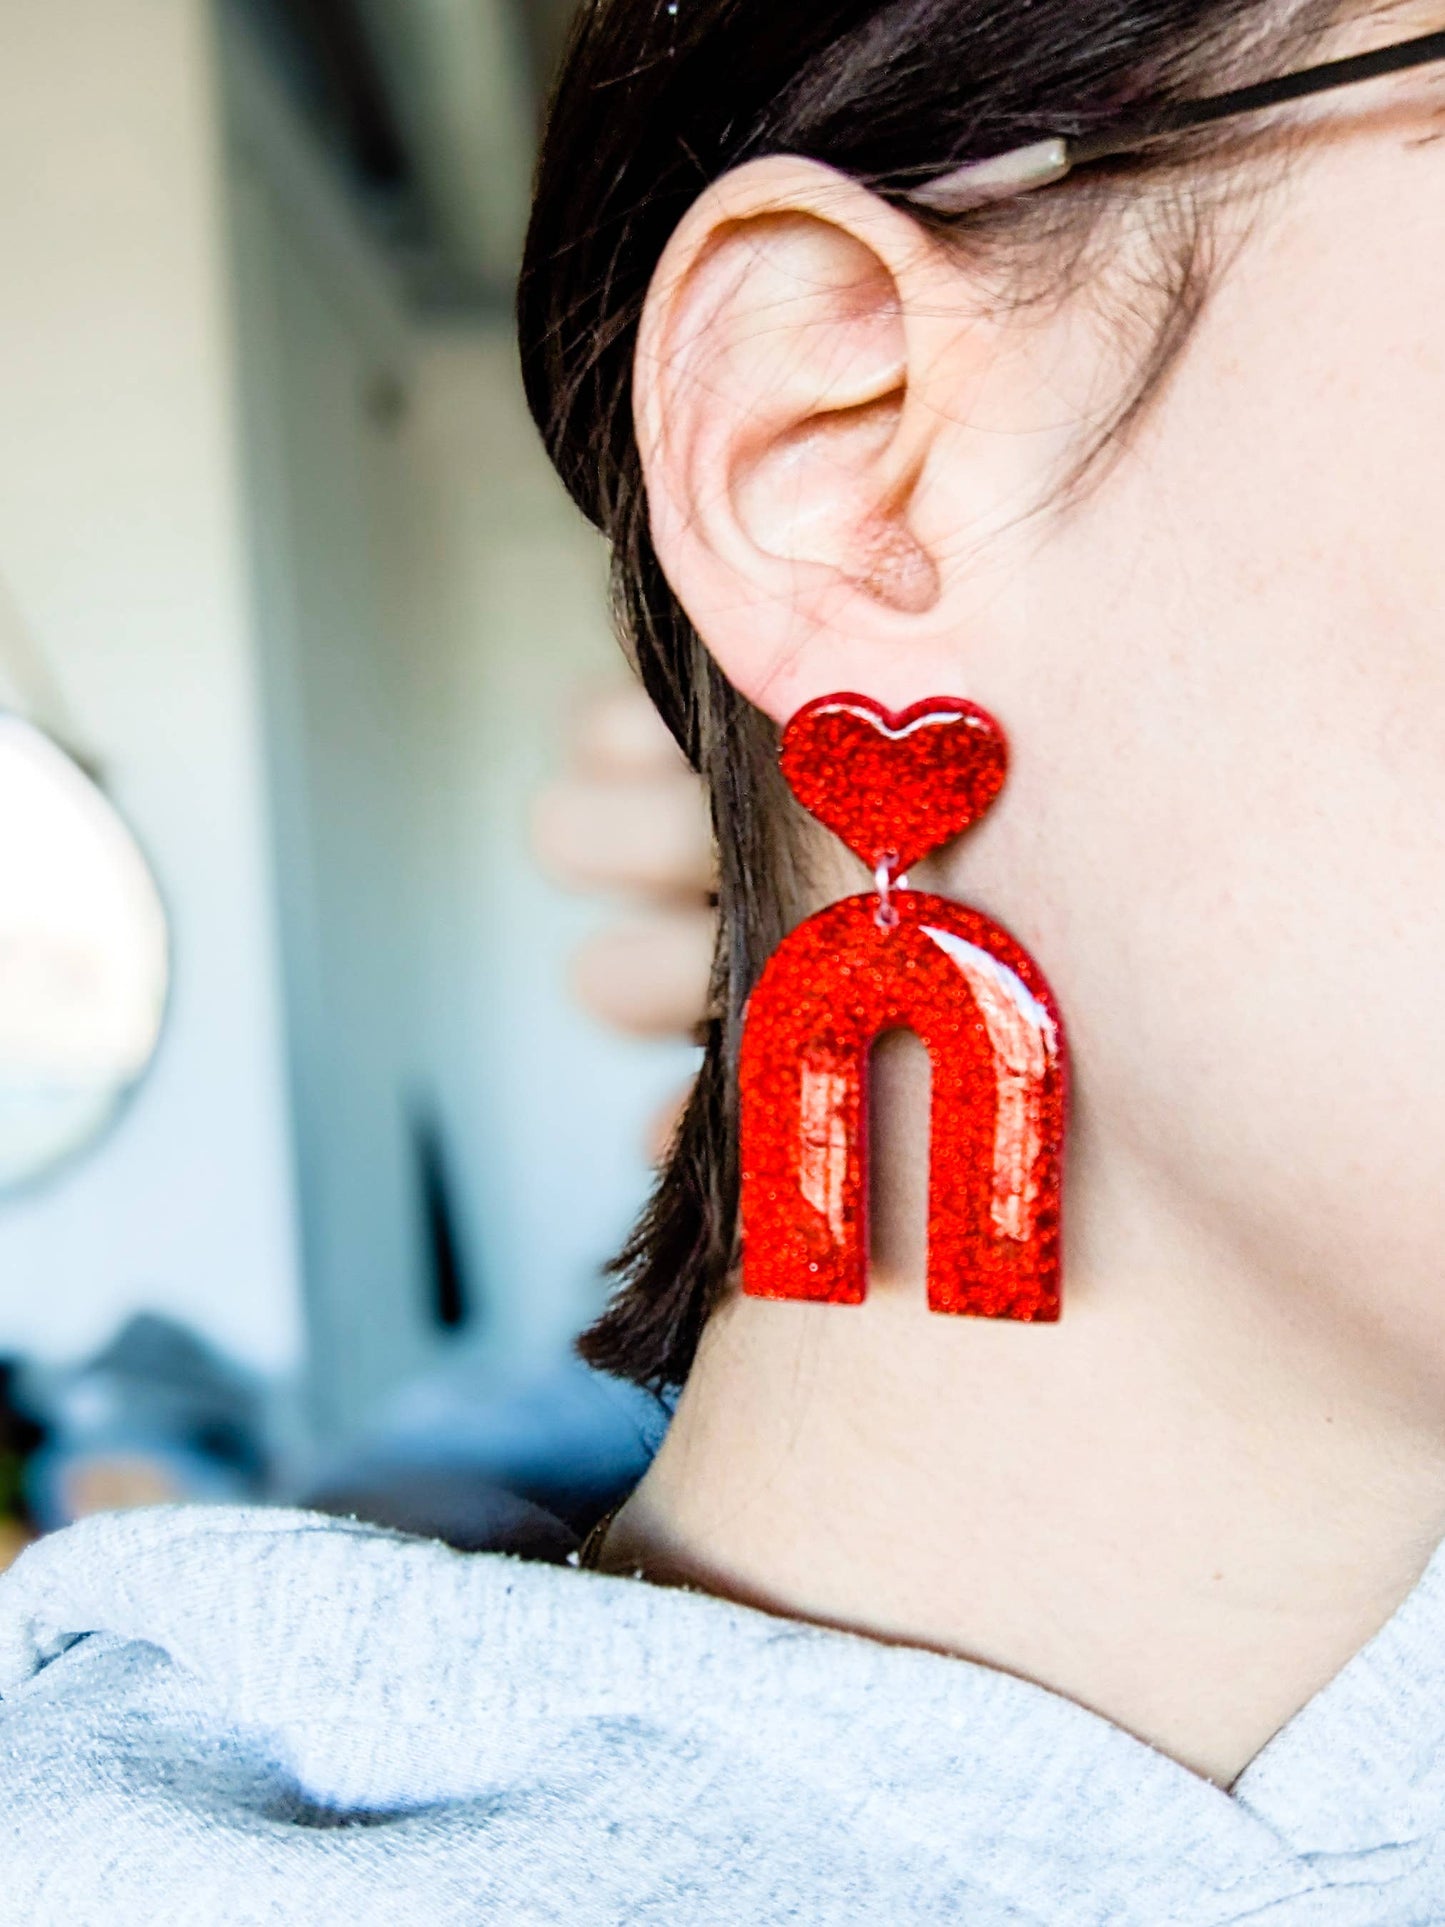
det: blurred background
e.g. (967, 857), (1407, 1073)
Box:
(0, 0), (701, 1565)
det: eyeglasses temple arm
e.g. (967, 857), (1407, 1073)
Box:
(913, 25), (1445, 214)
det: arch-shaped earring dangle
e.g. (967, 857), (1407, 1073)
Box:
(738, 694), (1067, 1320)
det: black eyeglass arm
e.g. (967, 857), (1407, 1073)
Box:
(1071, 25), (1445, 166)
(913, 25), (1445, 212)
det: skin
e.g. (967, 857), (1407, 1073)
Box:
(531, 683), (714, 1156)
(593, 19), (1445, 1786)
(532, 685), (714, 1046)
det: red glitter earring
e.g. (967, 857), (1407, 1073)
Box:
(738, 693), (1066, 1320)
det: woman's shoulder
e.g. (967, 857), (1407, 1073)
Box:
(0, 1504), (1041, 1924)
(0, 1501), (636, 1774)
(2, 1502), (1396, 1926)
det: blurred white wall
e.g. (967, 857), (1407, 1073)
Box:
(0, 0), (686, 1437)
(0, 2), (303, 1369)
(227, 36), (436, 1434)
(226, 16), (686, 1434)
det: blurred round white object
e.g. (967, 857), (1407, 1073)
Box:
(0, 716), (168, 1192)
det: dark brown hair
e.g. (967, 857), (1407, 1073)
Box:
(518, 0), (1333, 1389)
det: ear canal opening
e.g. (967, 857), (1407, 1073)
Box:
(867, 1026), (932, 1288)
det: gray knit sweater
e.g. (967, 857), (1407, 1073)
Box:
(0, 1504), (1442, 1924)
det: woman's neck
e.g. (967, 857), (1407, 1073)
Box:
(601, 1042), (1445, 1785)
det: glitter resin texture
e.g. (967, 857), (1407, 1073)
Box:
(779, 693), (1008, 878)
(740, 694), (1067, 1320)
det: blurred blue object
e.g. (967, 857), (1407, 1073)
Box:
(290, 1350), (675, 1558)
(13, 1311), (675, 1561)
(16, 1313), (271, 1532)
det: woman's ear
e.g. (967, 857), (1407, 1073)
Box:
(633, 156), (1058, 723)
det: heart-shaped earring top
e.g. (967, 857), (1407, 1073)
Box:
(780, 693), (1008, 878)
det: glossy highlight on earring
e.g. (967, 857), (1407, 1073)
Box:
(739, 694), (1066, 1320)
